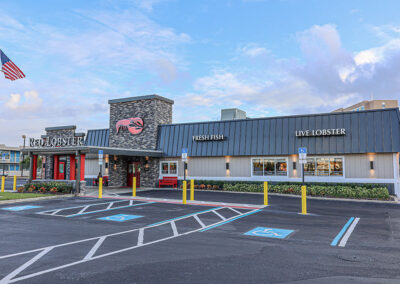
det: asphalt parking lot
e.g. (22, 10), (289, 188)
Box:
(0, 189), (400, 283)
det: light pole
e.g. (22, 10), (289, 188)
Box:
(21, 135), (26, 177)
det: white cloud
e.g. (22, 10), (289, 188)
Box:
(5, 91), (43, 111)
(239, 44), (269, 57)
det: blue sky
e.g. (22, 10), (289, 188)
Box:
(2, 0), (400, 145)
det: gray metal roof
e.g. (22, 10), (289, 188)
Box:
(45, 125), (76, 131)
(157, 108), (400, 157)
(108, 94), (174, 105)
(85, 129), (109, 147)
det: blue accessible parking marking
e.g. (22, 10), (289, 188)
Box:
(2, 205), (42, 211)
(244, 227), (294, 239)
(98, 214), (143, 222)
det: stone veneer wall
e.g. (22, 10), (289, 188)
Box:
(109, 98), (173, 150)
(45, 155), (54, 179)
(109, 157), (128, 187)
(140, 158), (160, 187)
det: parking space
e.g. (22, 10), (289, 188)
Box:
(0, 191), (399, 283)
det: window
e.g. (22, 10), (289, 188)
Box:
(0, 151), (10, 160)
(252, 159), (263, 176)
(16, 165), (20, 171)
(16, 152), (20, 162)
(304, 157), (343, 176)
(10, 151), (14, 162)
(252, 158), (288, 176)
(161, 161), (178, 176)
(10, 165), (14, 171)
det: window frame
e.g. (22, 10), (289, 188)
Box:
(251, 157), (289, 177)
(160, 160), (179, 177)
(303, 156), (345, 177)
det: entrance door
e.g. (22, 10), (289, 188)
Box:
(59, 161), (66, 180)
(127, 162), (140, 187)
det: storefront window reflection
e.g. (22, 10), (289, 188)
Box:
(252, 158), (287, 176)
(304, 157), (343, 176)
(161, 161), (178, 176)
(253, 159), (263, 176)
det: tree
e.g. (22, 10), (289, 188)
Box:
(20, 156), (42, 169)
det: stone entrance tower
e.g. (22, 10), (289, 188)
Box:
(108, 95), (174, 187)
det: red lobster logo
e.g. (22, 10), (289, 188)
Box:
(116, 117), (144, 135)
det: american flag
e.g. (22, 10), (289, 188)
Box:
(0, 49), (25, 81)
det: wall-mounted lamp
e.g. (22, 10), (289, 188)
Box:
(370, 161), (374, 170)
(113, 164), (117, 170)
(114, 155), (117, 161)
(293, 162), (296, 170)
(144, 162), (150, 171)
(145, 156), (149, 161)
(226, 162), (230, 170)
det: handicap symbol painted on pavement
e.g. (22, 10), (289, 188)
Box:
(2, 205), (42, 211)
(98, 214), (143, 222)
(244, 227), (294, 239)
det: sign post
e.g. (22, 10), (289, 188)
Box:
(298, 147), (307, 184)
(98, 150), (103, 178)
(182, 148), (188, 181)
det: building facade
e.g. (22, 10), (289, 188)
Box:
(23, 95), (400, 196)
(333, 99), (398, 112)
(0, 144), (23, 176)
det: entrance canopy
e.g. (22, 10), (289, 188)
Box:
(22, 146), (163, 157)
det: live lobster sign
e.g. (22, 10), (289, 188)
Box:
(116, 117), (144, 135)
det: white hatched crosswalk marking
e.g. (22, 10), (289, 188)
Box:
(228, 207), (241, 215)
(0, 207), (255, 283)
(84, 236), (106, 260)
(106, 202), (114, 210)
(171, 221), (178, 236)
(194, 215), (206, 228)
(137, 228), (144, 246)
(77, 205), (90, 214)
(212, 210), (226, 220)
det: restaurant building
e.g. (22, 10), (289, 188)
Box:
(23, 95), (400, 196)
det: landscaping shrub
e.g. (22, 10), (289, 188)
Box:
(23, 182), (73, 194)
(221, 183), (390, 200)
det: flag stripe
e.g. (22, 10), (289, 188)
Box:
(0, 50), (25, 81)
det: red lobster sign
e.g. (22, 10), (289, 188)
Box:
(116, 117), (144, 135)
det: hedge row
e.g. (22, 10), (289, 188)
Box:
(21, 182), (73, 194)
(193, 180), (389, 190)
(222, 183), (390, 200)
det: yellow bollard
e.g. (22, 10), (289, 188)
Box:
(264, 181), (268, 206)
(1, 176), (4, 192)
(13, 175), (17, 191)
(132, 177), (136, 197)
(182, 181), (187, 204)
(99, 177), (103, 199)
(301, 185), (307, 214)
(190, 179), (194, 201)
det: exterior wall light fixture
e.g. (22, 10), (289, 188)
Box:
(293, 162), (296, 170)
(226, 162), (229, 170)
(370, 161), (374, 170)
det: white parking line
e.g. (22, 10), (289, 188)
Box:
(339, 217), (360, 247)
(84, 237), (106, 260)
(194, 215), (206, 228)
(0, 207), (257, 283)
(171, 221), (178, 236)
(212, 210), (226, 221)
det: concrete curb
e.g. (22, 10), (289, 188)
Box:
(94, 187), (399, 205)
(0, 194), (74, 205)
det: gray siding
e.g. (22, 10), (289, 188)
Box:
(158, 108), (400, 157)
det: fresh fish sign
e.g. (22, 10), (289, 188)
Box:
(116, 117), (144, 135)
